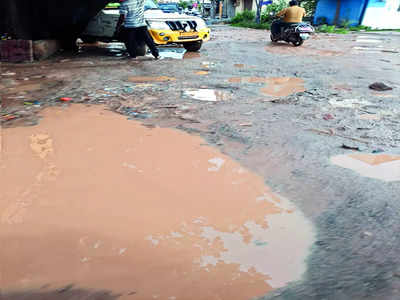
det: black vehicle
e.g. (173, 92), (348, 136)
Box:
(158, 3), (182, 13)
(270, 21), (314, 46)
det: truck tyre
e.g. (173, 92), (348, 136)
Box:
(61, 36), (79, 51)
(135, 41), (147, 56)
(183, 41), (202, 52)
(126, 39), (147, 57)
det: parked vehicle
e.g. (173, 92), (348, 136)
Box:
(158, 3), (182, 14)
(81, 0), (210, 54)
(270, 21), (314, 46)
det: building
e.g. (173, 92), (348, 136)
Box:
(314, 0), (400, 29)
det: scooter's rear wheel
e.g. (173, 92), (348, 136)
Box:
(292, 37), (304, 47)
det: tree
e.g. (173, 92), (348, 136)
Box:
(333, 0), (341, 25)
(255, 0), (263, 23)
(300, 0), (318, 15)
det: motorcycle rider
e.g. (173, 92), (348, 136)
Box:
(271, 0), (306, 37)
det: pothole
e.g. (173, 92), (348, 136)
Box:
(227, 77), (305, 97)
(128, 76), (176, 83)
(0, 105), (314, 300)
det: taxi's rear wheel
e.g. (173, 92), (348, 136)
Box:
(183, 41), (202, 52)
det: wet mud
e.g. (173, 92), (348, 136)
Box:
(265, 42), (343, 57)
(128, 76), (176, 83)
(0, 105), (314, 300)
(227, 77), (305, 97)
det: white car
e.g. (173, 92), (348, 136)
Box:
(81, 0), (210, 55)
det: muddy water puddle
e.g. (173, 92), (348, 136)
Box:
(128, 75), (176, 83)
(228, 77), (305, 97)
(1, 105), (314, 300)
(265, 42), (343, 57)
(331, 153), (400, 181)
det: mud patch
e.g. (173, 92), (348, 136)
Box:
(195, 71), (209, 75)
(127, 76), (176, 83)
(184, 52), (201, 59)
(331, 153), (400, 181)
(265, 43), (342, 57)
(1, 105), (314, 300)
(227, 77), (305, 97)
(260, 77), (305, 97)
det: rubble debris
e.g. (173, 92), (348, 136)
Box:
(341, 144), (361, 151)
(323, 114), (334, 120)
(1, 114), (18, 121)
(308, 128), (370, 144)
(359, 114), (380, 120)
(369, 82), (393, 91)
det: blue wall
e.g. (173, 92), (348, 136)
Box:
(314, 0), (369, 25)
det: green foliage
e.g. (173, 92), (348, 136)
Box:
(317, 22), (376, 34)
(317, 24), (349, 34)
(261, 0), (288, 22)
(179, 0), (189, 9)
(348, 25), (372, 31)
(106, 2), (120, 8)
(231, 21), (271, 29)
(261, 0), (287, 23)
(301, 0), (318, 15)
(340, 19), (351, 28)
(231, 10), (256, 24)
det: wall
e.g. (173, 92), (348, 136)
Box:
(314, 0), (367, 25)
(314, 0), (337, 24)
(362, 0), (400, 28)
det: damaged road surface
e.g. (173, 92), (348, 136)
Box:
(0, 105), (314, 300)
(1, 25), (400, 300)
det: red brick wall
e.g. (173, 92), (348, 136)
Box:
(0, 40), (33, 63)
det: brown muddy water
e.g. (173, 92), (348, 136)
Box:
(331, 153), (400, 182)
(0, 105), (314, 300)
(227, 77), (305, 97)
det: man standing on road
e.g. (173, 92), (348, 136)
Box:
(114, 0), (160, 59)
(271, 0), (306, 36)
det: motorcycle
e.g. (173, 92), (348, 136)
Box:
(270, 19), (314, 46)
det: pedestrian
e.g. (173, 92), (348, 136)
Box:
(114, 0), (160, 59)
